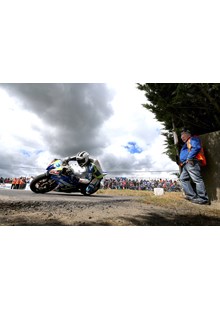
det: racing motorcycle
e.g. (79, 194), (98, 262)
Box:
(30, 159), (99, 195)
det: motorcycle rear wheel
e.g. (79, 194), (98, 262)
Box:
(30, 173), (57, 194)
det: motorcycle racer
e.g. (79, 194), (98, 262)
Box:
(62, 151), (104, 195)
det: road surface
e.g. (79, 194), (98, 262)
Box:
(1, 189), (220, 226)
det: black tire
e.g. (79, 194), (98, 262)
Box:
(30, 173), (57, 194)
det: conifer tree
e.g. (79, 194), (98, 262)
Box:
(137, 83), (220, 161)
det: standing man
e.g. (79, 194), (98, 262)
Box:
(11, 177), (17, 189)
(179, 129), (210, 205)
(15, 177), (20, 189)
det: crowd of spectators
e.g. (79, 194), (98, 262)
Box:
(1, 175), (181, 192)
(103, 177), (181, 192)
(0, 177), (12, 184)
(0, 176), (33, 189)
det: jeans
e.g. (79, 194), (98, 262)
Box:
(180, 161), (209, 202)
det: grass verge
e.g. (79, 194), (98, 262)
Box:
(97, 189), (189, 208)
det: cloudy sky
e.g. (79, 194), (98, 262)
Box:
(0, 83), (178, 179)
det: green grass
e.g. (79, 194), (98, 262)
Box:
(97, 189), (187, 208)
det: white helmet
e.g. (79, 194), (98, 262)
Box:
(76, 151), (90, 167)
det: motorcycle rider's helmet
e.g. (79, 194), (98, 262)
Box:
(76, 151), (90, 167)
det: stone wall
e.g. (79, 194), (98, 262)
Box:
(200, 130), (220, 201)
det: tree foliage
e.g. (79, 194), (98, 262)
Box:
(137, 83), (220, 161)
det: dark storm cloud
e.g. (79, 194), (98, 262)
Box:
(1, 83), (114, 156)
(0, 83), (162, 178)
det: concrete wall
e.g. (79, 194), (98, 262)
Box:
(200, 131), (220, 201)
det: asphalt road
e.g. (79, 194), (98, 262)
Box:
(0, 188), (132, 203)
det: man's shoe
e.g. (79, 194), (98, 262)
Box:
(191, 199), (211, 205)
(200, 200), (211, 205)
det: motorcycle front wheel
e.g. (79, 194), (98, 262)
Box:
(30, 173), (57, 194)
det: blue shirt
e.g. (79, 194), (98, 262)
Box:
(180, 136), (202, 163)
